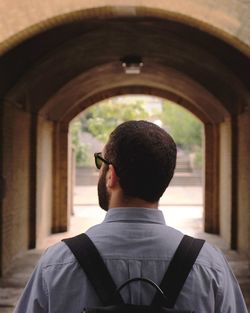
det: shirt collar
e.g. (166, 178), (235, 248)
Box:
(103, 207), (166, 225)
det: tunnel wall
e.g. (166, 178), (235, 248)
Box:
(219, 118), (232, 247)
(36, 116), (53, 248)
(1, 103), (31, 274)
(237, 111), (250, 257)
(0, 1), (249, 275)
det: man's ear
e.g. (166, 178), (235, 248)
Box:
(106, 164), (119, 189)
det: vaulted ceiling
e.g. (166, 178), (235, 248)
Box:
(1, 17), (249, 124)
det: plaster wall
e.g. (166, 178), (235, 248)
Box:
(36, 116), (53, 248)
(1, 103), (30, 274)
(219, 118), (232, 247)
(237, 111), (250, 257)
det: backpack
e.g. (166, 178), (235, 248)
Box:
(62, 233), (205, 313)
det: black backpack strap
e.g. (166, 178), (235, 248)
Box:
(62, 233), (124, 306)
(152, 235), (205, 308)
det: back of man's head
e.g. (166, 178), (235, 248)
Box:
(105, 120), (177, 202)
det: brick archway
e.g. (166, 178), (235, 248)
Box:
(0, 5), (249, 276)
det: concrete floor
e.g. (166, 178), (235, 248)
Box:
(0, 186), (249, 312)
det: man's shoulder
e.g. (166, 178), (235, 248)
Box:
(39, 229), (227, 277)
(38, 225), (102, 270)
(195, 240), (228, 274)
(40, 240), (77, 269)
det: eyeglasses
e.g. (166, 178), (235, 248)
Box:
(94, 152), (111, 169)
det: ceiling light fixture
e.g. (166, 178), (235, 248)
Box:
(121, 55), (143, 74)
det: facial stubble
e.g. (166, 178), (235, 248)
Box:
(97, 166), (110, 211)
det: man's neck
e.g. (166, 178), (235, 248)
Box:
(109, 195), (158, 209)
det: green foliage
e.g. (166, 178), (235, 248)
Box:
(70, 120), (91, 167)
(79, 98), (149, 143)
(161, 101), (203, 151)
(70, 96), (203, 169)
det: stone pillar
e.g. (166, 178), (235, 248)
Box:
(68, 136), (75, 216)
(230, 115), (238, 249)
(204, 123), (220, 234)
(0, 100), (31, 275)
(237, 110), (250, 256)
(219, 118), (232, 247)
(52, 122), (69, 233)
(0, 100), (4, 276)
(36, 116), (53, 248)
(28, 112), (37, 249)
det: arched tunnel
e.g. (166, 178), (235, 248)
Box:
(0, 3), (249, 289)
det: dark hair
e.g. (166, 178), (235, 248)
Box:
(105, 120), (177, 202)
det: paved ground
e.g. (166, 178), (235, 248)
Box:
(0, 186), (249, 312)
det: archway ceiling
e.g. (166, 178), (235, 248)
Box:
(1, 17), (249, 120)
(41, 63), (227, 124)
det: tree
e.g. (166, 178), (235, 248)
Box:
(71, 97), (203, 168)
(70, 120), (90, 166)
(160, 100), (203, 168)
(79, 98), (149, 143)
(161, 100), (203, 151)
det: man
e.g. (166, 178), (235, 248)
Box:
(14, 120), (247, 312)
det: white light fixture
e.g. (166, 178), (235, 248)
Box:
(121, 55), (143, 74)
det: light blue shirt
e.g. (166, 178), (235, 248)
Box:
(14, 208), (247, 312)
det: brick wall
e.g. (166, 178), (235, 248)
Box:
(2, 102), (31, 274)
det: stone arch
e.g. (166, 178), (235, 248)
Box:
(0, 4), (249, 276)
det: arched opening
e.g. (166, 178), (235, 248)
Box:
(51, 77), (223, 244)
(68, 95), (204, 236)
